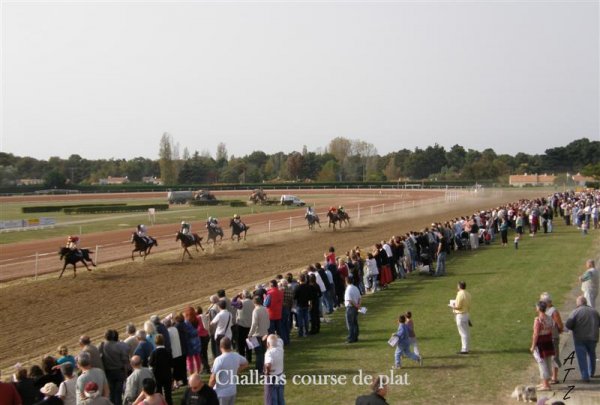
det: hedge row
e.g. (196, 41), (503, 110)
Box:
(63, 204), (169, 214)
(189, 200), (221, 206)
(229, 200), (247, 207)
(22, 203), (127, 213)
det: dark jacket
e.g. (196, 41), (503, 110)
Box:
(149, 346), (172, 383)
(355, 393), (389, 405)
(153, 321), (172, 354)
(180, 384), (219, 405)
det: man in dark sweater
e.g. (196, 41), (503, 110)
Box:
(180, 374), (218, 405)
(293, 274), (311, 337)
(355, 377), (389, 405)
(565, 295), (600, 382)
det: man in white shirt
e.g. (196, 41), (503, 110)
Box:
(344, 277), (361, 343)
(210, 301), (233, 355)
(209, 337), (248, 405)
(263, 334), (285, 405)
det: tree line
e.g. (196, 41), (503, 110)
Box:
(1, 135), (598, 188)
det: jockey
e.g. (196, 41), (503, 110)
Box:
(66, 235), (82, 257)
(136, 224), (151, 244)
(181, 221), (191, 234)
(306, 206), (315, 217)
(233, 214), (245, 230)
(338, 205), (345, 217)
(207, 216), (219, 229)
(329, 206), (337, 214)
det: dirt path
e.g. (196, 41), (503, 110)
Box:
(0, 190), (540, 372)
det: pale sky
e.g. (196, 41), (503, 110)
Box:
(1, 0), (598, 160)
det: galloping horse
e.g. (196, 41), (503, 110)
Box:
(58, 247), (96, 278)
(327, 211), (342, 231)
(338, 211), (351, 227)
(206, 225), (224, 246)
(229, 219), (249, 242)
(130, 233), (158, 261)
(175, 232), (204, 261)
(305, 213), (321, 230)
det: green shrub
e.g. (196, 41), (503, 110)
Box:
(229, 200), (247, 207)
(22, 203), (127, 213)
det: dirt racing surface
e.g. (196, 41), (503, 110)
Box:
(0, 190), (540, 372)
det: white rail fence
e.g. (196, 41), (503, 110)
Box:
(0, 191), (466, 280)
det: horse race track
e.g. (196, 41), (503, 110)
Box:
(0, 189), (536, 373)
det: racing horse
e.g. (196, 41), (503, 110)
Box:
(229, 219), (249, 242)
(175, 231), (204, 261)
(338, 211), (351, 227)
(58, 247), (96, 278)
(206, 225), (224, 246)
(327, 211), (345, 231)
(130, 232), (158, 261)
(305, 213), (321, 230)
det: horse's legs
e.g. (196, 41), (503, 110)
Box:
(81, 260), (91, 272)
(59, 262), (68, 278)
(73, 263), (77, 278)
(132, 249), (136, 261)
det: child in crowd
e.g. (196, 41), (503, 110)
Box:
(393, 314), (422, 369)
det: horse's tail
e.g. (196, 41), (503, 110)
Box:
(153, 238), (158, 247)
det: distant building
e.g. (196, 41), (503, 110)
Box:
(98, 176), (129, 185)
(509, 173), (556, 187)
(142, 176), (162, 185)
(16, 178), (44, 186)
(571, 173), (595, 186)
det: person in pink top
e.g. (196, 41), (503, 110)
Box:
(195, 306), (211, 374)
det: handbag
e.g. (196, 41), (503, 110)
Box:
(216, 312), (231, 341)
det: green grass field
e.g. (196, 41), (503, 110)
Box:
(171, 221), (598, 405)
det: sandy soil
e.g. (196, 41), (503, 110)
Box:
(0, 189), (540, 372)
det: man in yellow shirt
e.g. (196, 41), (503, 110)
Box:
(453, 281), (471, 354)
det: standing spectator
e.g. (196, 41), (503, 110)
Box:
(264, 280), (284, 336)
(13, 367), (37, 405)
(539, 293), (564, 384)
(133, 331), (153, 368)
(293, 275), (311, 338)
(132, 379), (166, 405)
(0, 369), (23, 405)
(210, 301), (233, 355)
(499, 218), (509, 247)
(36, 357), (63, 391)
(56, 346), (76, 368)
(452, 281), (471, 354)
(344, 277), (361, 344)
(364, 253), (379, 293)
(279, 280), (293, 346)
(355, 376), (389, 405)
(99, 329), (129, 405)
(249, 296), (270, 374)
(75, 353), (109, 405)
(434, 236), (447, 277)
(144, 322), (157, 351)
(208, 338), (248, 405)
(165, 317), (185, 387)
(393, 314), (422, 369)
(183, 307), (202, 375)
(530, 301), (554, 391)
(232, 292), (253, 364)
(565, 296), (600, 382)
(207, 296), (221, 361)
(57, 363), (77, 405)
(35, 383), (62, 405)
(180, 374), (218, 405)
(124, 356), (154, 405)
(217, 290), (237, 351)
(579, 260), (599, 309)
(123, 324), (139, 359)
(150, 315), (171, 355)
(263, 335), (285, 405)
(173, 315), (189, 385)
(149, 335), (173, 405)
(195, 307), (211, 375)
(308, 274), (322, 335)
(78, 337), (103, 371)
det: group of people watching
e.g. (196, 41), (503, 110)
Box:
(4, 190), (599, 405)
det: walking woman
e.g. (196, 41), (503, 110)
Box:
(530, 301), (554, 391)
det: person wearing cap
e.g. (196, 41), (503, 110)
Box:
(76, 353), (109, 405)
(82, 382), (111, 405)
(180, 373), (218, 405)
(57, 363), (77, 405)
(35, 383), (62, 405)
(0, 369), (23, 405)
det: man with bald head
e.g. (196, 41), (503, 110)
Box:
(123, 355), (154, 405)
(180, 373), (218, 405)
(565, 295), (600, 382)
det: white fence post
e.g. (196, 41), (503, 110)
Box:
(34, 252), (39, 280)
(268, 220), (271, 233)
(95, 245), (100, 266)
(357, 204), (360, 222)
(289, 217), (292, 231)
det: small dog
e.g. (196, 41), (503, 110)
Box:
(511, 385), (537, 402)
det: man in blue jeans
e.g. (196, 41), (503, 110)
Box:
(293, 274), (311, 337)
(565, 295), (600, 382)
(344, 277), (361, 343)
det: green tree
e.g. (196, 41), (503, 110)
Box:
(43, 170), (67, 188)
(159, 133), (177, 185)
(317, 160), (339, 182)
